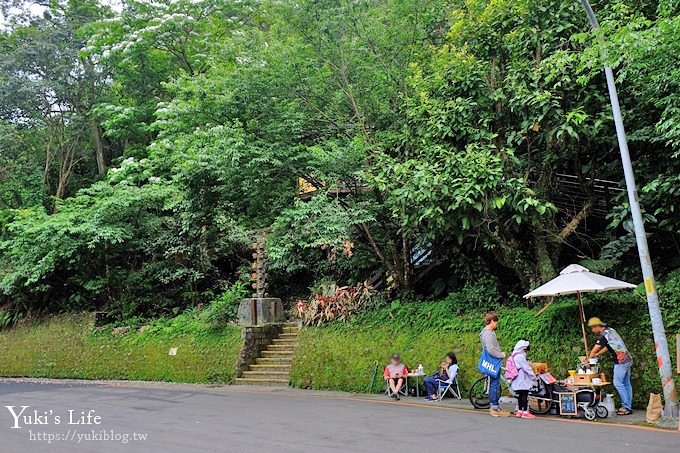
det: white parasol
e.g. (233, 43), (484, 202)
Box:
(524, 264), (637, 354)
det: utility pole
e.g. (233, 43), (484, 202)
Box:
(579, 0), (677, 416)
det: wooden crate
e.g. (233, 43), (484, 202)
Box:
(573, 374), (594, 384)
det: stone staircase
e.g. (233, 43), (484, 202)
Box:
(234, 323), (299, 386)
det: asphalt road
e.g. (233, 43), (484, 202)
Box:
(0, 381), (677, 453)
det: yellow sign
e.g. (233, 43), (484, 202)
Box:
(644, 277), (656, 295)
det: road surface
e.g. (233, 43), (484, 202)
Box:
(0, 380), (677, 452)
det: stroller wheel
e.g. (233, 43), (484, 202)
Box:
(584, 407), (597, 421)
(596, 405), (608, 418)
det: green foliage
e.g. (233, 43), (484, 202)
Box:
(368, 143), (556, 243)
(657, 269), (680, 333)
(579, 234), (637, 274)
(0, 309), (22, 330)
(0, 0), (113, 199)
(0, 122), (46, 209)
(0, 166), (249, 316)
(0, 313), (242, 383)
(2, 0), (680, 315)
(1, 180), (175, 299)
(268, 196), (374, 273)
(199, 282), (248, 328)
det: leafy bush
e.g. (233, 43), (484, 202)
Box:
(0, 309), (21, 330)
(0, 171), (250, 318)
(268, 196), (374, 274)
(658, 270), (680, 333)
(199, 282), (248, 328)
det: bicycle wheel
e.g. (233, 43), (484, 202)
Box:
(528, 379), (553, 415)
(468, 376), (491, 409)
(595, 405), (608, 418)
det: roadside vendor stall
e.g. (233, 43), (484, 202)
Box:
(549, 356), (615, 420)
(523, 264), (636, 419)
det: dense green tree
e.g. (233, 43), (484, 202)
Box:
(603, 1), (680, 233)
(0, 157), (249, 316)
(0, 0), (113, 203)
(1, 0), (679, 314)
(85, 0), (259, 156)
(383, 0), (612, 286)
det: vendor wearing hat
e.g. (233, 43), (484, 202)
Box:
(587, 317), (633, 415)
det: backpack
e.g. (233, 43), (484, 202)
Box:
(505, 352), (520, 381)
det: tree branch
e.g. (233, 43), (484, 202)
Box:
(557, 201), (592, 243)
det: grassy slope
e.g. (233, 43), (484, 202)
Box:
(291, 291), (680, 409)
(291, 327), (480, 393)
(0, 313), (242, 383)
(1, 273), (679, 409)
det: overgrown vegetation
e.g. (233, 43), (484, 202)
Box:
(199, 282), (248, 328)
(291, 274), (680, 408)
(0, 1), (678, 411)
(0, 313), (242, 383)
(1, 0), (680, 323)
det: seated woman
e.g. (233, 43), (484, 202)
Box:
(423, 352), (458, 401)
(384, 353), (408, 400)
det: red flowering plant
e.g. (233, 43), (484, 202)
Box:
(295, 281), (374, 326)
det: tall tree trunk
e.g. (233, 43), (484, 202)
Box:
(487, 232), (533, 289)
(55, 143), (77, 199)
(534, 234), (556, 286)
(90, 122), (107, 175)
(43, 134), (54, 187)
(401, 233), (412, 291)
(357, 223), (413, 293)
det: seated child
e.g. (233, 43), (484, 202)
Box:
(384, 353), (408, 400)
(423, 352), (458, 401)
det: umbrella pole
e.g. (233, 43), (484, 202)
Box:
(577, 291), (589, 356)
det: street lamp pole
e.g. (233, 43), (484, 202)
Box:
(579, 0), (677, 416)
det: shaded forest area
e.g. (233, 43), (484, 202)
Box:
(1, 0), (679, 321)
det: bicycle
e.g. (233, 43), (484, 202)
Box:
(468, 371), (554, 415)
